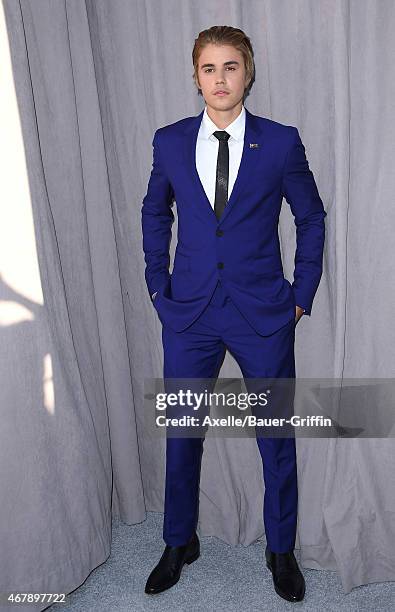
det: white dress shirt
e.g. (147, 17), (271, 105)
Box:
(195, 104), (246, 208)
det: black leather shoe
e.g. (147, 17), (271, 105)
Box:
(145, 532), (200, 594)
(265, 545), (305, 602)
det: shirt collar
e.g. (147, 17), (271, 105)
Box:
(200, 104), (246, 142)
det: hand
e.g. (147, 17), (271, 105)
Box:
(295, 305), (305, 325)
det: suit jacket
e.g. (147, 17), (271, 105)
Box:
(141, 107), (327, 336)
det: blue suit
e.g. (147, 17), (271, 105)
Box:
(141, 107), (326, 552)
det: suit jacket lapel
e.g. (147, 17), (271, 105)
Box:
(182, 107), (263, 225)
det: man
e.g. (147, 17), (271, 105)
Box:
(141, 26), (326, 602)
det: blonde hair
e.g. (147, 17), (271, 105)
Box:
(192, 25), (255, 100)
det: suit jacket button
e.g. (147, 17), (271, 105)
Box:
(217, 262), (224, 269)
(216, 229), (223, 236)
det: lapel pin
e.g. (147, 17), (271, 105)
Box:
(249, 143), (259, 148)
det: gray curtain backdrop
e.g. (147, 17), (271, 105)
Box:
(2, 0), (395, 607)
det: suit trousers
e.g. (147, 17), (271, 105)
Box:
(161, 279), (298, 553)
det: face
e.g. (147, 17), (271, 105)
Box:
(195, 43), (250, 113)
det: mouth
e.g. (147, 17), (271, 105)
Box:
(214, 91), (230, 96)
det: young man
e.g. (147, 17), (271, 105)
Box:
(141, 26), (326, 602)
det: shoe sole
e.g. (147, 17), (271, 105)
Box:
(266, 561), (305, 602)
(145, 549), (200, 595)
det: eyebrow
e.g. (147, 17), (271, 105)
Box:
(200, 60), (240, 69)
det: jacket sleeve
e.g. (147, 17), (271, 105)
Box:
(281, 127), (327, 316)
(141, 129), (175, 299)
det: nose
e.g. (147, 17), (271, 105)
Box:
(216, 70), (226, 84)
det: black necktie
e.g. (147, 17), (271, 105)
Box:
(213, 130), (231, 220)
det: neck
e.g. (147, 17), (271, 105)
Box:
(206, 102), (243, 129)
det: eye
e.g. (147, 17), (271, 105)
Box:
(203, 66), (236, 73)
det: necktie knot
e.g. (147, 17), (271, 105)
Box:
(213, 130), (230, 142)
